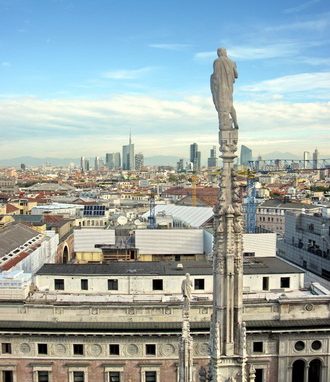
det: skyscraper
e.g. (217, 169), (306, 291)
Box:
(135, 153), (144, 172)
(313, 148), (318, 170)
(303, 151), (310, 169)
(190, 143), (201, 172)
(208, 145), (218, 168)
(106, 152), (121, 170)
(94, 156), (100, 171)
(240, 145), (252, 166)
(122, 132), (135, 171)
(80, 156), (90, 172)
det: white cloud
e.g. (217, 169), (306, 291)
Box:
(195, 43), (301, 61)
(0, 95), (329, 158)
(283, 0), (321, 14)
(149, 43), (191, 51)
(241, 72), (330, 93)
(1, 62), (11, 67)
(102, 67), (153, 80)
(265, 14), (330, 32)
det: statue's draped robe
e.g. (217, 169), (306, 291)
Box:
(210, 56), (237, 114)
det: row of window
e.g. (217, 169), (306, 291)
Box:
(1, 370), (154, 382)
(54, 278), (206, 291)
(1, 342), (157, 356)
(251, 340), (323, 354)
(258, 216), (283, 223)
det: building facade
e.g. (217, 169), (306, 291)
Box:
(277, 207), (330, 281)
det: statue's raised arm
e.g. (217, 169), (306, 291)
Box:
(210, 48), (238, 130)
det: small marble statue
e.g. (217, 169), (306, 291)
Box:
(199, 366), (207, 382)
(210, 48), (238, 129)
(181, 273), (193, 301)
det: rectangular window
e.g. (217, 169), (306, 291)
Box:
(1, 343), (12, 354)
(109, 344), (120, 355)
(108, 279), (118, 291)
(73, 344), (84, 355)
(253, 341), (264, 353)
(280, 277), (290, 288)
(152, 279), (163, 291)
(38, 371), (49, 382)
(81, 279), (88, 290)
(2, 371), (13, 382)
(54, 279), (64, 290)
(145, 371), (157, 382)
(37, 343), (48, 355)
(262, 277), (269, 291)
(194, 279), (205, 290)
(145, 344), (156, 355)
(255, 368), (263, 382)
(73, 371), (84, 382)
(109, 372), (120, 382)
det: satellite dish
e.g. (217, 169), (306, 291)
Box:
(134, 219), (142, 226)
(117, 216), (128, 226)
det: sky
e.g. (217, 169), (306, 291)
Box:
(0, 0), (329, 161)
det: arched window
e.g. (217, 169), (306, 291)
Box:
(63, 245), (69, 264)
(308, 359), (321, 382)
(292, 359), (305, 382)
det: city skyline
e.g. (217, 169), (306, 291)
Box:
(0, 0), (329, 159)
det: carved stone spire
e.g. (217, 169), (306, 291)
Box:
(209, 48), (246, 381)
(179, 274), (193, 382)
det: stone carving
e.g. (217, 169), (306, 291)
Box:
(161, 343), (175, 356)
(199, 367), (207, 382)
(55, 343), (66, 355)
(89, 344), (102, 356)
(182, 273), (193, 301)
(127, 343), (139, 356)
(211, 48), (238, 130)
(20, 343), (31, 353)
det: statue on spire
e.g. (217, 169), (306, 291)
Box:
(210, 48), (238, 130)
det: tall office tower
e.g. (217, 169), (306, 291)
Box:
(84, 159), (90, 171)
(208, 145), (218, 168)
(135, 153), (144, 172)
(105, 153), (113, 169)
(240, 145), (252, 166)
(113, 152), (121, 169)
(177, 159), (184, 172)
(313, 148), (319, 170)
(122, 132), (135, 170)
(80, 156), (84, 172)
(190, 143), (201, 172)
(106, 153), (121, 170)
(94, 156), (100, 171)
(303, 151), (310, 169)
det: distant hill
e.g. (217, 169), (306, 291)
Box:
(0, 156), (79, 167)
(0, 155), (182, 168)
(260, 152), (301, 160)
(144, 155), (182, 166)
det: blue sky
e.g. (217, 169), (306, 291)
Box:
(0, 0), (329, 160)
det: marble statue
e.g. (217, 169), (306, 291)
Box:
(210, 48), (238, 129)
(182, 273), (193, 301)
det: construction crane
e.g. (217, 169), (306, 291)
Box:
(191, 175), (198, 207)
(245, 171), (257, 233)
(147, 193), (156, 229)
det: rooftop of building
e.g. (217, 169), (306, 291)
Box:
(36, 257), (303, 277)
(0, 223), (40, 258)
(142, 204), (213, 228)
(259, 199), (320, 210)
(27, 182), (75, 192)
